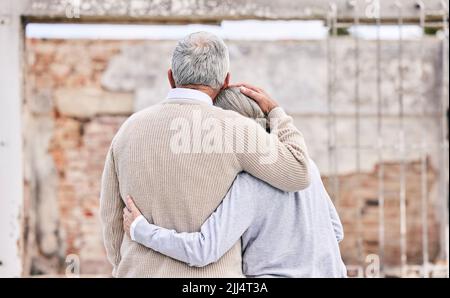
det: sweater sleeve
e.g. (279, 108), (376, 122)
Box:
(233, 107), (310, 192)
(132, 174), (256, 267)
(100, 146), (125, 277)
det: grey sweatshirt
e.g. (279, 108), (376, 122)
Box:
(132, 159), (347, 278)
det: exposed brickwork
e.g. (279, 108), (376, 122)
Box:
(53, 116), (127, 274)
(23, 39), (446, 276)
(323, 160), (440, 267)
(24, 39), (131, 275)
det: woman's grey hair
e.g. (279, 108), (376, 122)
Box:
(171, 31), (230, 90)
(215, 87), (267, 129)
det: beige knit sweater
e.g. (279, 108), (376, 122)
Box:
(100, 98), (310, 277)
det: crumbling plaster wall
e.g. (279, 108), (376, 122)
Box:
(22, 0), (449, 22)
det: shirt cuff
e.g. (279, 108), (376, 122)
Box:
(267, 107), (287, 120)
(130, 215), (145, 241)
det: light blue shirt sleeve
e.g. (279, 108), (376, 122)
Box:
(132, 174), (257, 267)
(309, 160), (344, 243)
(325, 193), (344, 243)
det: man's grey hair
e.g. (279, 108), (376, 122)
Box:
(171, 31), (230, 90)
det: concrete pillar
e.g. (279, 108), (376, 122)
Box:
(0, 0), (26, 277)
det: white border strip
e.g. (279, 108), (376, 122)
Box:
(25, 20), (328, 40)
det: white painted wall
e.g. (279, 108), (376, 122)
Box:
(0, 0), (24, 277)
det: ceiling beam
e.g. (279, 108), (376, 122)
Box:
(21, 0), (449, 24)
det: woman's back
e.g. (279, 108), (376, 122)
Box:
(240, 160), (347, 277)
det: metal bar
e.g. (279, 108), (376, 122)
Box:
(439, 0), (449, 278)
(326, 5), (334, 193)
(376, 7), (385, 278)
(396, 1), (408, 277)
(420, 144), (429, 277)
(326, 5), (332, 191)
(353, 2), (361, 176)
(349, 0), (364, 267)
(327, 3), (340, 205)
(332, 6), (340, 206)
(416, 0), (429, 278)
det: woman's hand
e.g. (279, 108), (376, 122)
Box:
(230, 82), (279, 115)
(123, 195), (143, 238)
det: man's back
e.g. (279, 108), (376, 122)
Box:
(101, 32), (310, 277)
(109, 100), (244, 277)
(101, 91), (310, 277)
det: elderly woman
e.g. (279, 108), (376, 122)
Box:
(123, 87), (347, 278)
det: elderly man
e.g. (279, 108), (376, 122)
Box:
(100, 31), (310, 277)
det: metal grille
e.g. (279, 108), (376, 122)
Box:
(326, 1), (449, 277)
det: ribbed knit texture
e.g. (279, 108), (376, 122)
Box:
(100, 99), (310, 277)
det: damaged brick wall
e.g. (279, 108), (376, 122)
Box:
(23, 38), (446, 276)
(23, 40), (131, 275)
(322, 160), (440, 268)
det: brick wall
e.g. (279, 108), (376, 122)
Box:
(323, 160), (440, 267)
(24, 39), (130, 275)
(23, 39), (447, 276)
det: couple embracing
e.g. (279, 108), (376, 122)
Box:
(100, 31), (346, 278)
